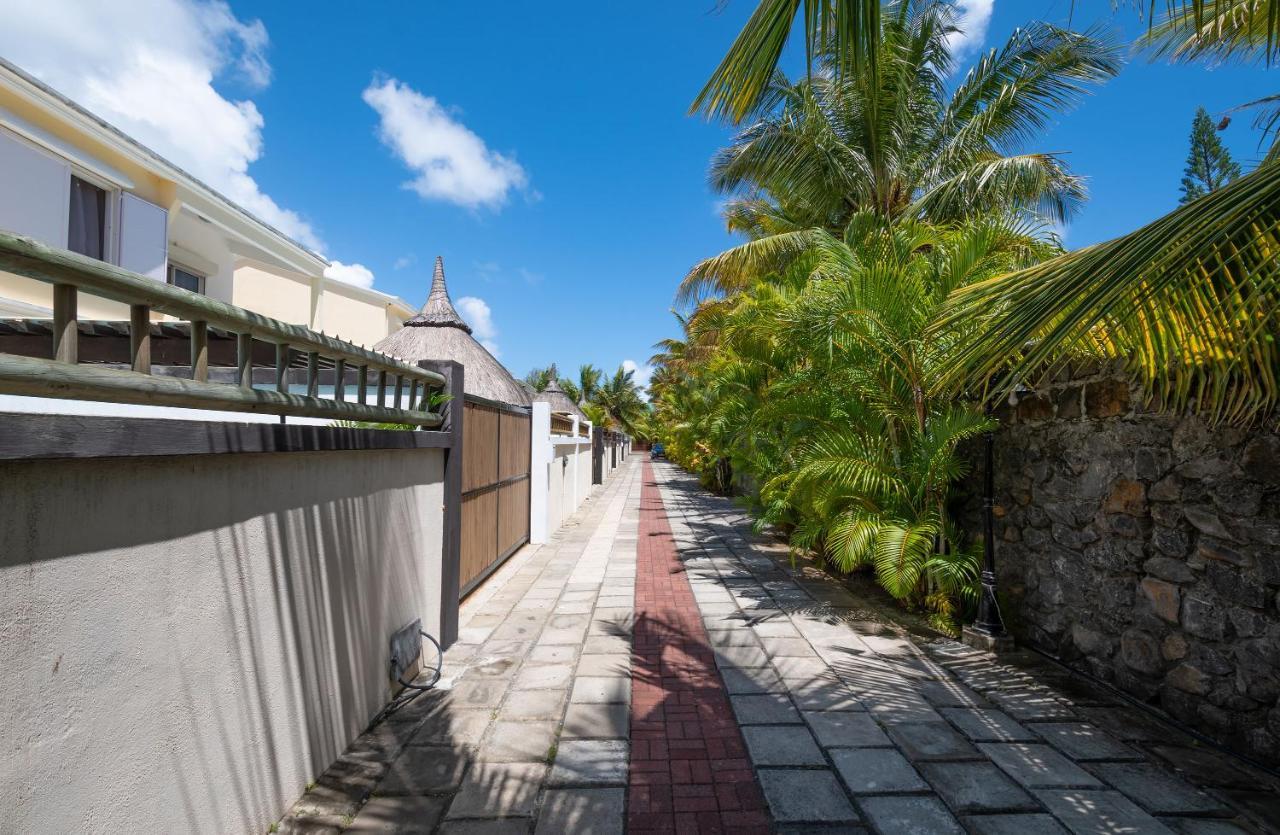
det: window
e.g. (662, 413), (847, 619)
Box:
(169, 264), (205, 295)
(0, 128), (71, 246)
(117, 193), (168, 281)
(68, 175), (107, 260)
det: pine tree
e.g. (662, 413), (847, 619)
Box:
(1180, 107), (1242, 205)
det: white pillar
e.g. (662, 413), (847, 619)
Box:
(570, 415), (581, 512)
(530, 402), (551, 544)
(582, 421), (592, 499)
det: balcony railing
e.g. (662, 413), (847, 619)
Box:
(0, 231), (445, 427)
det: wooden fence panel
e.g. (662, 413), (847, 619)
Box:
(498, 478), (530, 558)
(459, 397), (531, 596)
(463, 404), (499, 493)
(460, 491), (498, 590)
(550, 413), (574, 435)
(499, 411), (530, 481)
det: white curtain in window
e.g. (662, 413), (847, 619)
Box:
(68, 176), (105, 260)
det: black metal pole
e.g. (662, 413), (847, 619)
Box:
(972, 398), (1007, 637)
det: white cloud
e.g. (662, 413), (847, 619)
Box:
(473, 261), (501, 282)
(393, 254), (415, 270)
(456, 296), (500, 357)
(362, 77), (528, 209)
(945, 0), (995, 62)
(0, 0), (323, 251)
(1048, 219), (1069, 247)
(324, 260), (375, 289)
(622, 359), (654, 400)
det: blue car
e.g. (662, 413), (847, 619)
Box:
(650, 443), (665, 459)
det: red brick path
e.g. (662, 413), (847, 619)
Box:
(627, 463), (769, 833)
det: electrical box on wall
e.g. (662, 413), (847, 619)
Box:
(389, 618), (423, 685)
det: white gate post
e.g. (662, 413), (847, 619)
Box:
(570, 415), (581, 512)
(530, 401), (551, 544)
(581, 420), (593, 500)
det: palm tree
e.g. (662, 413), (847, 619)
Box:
(936, 2), (1280, 425)
(580, 401), (611, 430)
(575, 364), (603, 404)
(937, 161), (1280, 423)
(524, 365), (555, 393)
(694, 0), (1274, 123)
(595, 365), (648, 436)
(1143, 0), (1280, 162)
(709, 12), (1119, 238)
(652, 214), (1057, 629)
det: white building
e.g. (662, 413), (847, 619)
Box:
(0, 57), (412, 348)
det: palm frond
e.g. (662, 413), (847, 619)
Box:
(692, 0), (883, 123)
(940, 23), (1122, 155)
(872, 519), (937, 599)
(912, 153), (1088, 224)
(825, 510), (880, 571)
(938, 160), (1280, 424)
(924, 547), (982, 605)
(677, 229), (834, 306)
(1140, 0), (1280, 64)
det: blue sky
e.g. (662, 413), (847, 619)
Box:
(3, 1), (1276, 387)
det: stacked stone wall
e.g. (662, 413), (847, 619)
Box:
(965, 363), (1280, 766)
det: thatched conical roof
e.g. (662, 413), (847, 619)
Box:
(374, 257), (531, 406)
(534, 377), (586, 420)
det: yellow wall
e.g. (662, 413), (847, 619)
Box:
(0, 84), (174, 207)
(387, 305), (409, 334)
(317, 284), (403, 348)
(0, 272), (131, 319)
(231, 261), (317, 328)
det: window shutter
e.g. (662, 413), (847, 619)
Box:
(0, 128), (71, 247)
(117, 192), (168, 281)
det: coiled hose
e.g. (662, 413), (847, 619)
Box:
(366, 630), (443, 728)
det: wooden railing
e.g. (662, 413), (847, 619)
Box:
(0, 232), (445, 426)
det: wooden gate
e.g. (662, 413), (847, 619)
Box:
(460, 396), (531, 596)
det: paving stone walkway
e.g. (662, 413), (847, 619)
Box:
(279, 458), (1279, 834)
(628, 464), (768, 832)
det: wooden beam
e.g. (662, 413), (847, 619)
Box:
(275, 343), (290, 392)
(237, 333), (253, 389)
(52, 283), (77, 364)
(307, 351), (320, 397)
(0, 353), (445, 426)
(129, 304), (151, 374)
(0, 411), (453, 460)
(420, 359), (465, 648)
(190, 320), (208, 382)
(0, 231), (445, 388)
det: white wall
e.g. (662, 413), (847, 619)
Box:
(529, 404), (595, 545)
(548, 445), (571, 532)
(0, 447), (446, 833)
(169, 207), (235, 303)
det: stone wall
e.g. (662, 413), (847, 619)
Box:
(966, 363), (1280, 766)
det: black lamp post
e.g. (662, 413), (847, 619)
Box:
(963, 395), (1013, 651)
